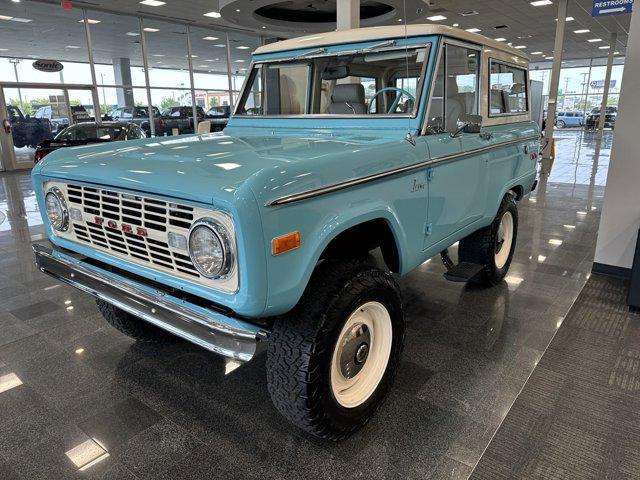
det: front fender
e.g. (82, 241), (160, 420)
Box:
(258, 194), (413, 316)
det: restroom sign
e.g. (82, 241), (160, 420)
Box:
(592, 0), (634, 17)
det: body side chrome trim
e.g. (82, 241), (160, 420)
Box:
(33, 244), (266, 362)
(266, 134), (539, 206)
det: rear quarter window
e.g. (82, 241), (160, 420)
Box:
(489, 60), (528, 116)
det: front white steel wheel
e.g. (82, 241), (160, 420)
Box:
(330, 302), (393, 408)
(494, 211), (514, 269)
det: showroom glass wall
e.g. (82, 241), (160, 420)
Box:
(0, 0), (260, 170)
(530, 57), (626, 120)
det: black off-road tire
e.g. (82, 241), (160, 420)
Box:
(96, 299), (176, 343)
(266, 260), (405, 441)
(459, 193), (518, 286)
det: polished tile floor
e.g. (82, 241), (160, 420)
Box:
(0, 131), (611, 479)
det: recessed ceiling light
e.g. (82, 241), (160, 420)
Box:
(126, 31), (140, 36)
(556, 16), (575, 21)
(236, 46), (250, 49)
(235, 9), (240, 12)
(574, 29), (590, 33)
(234, 59), (245, 62)
(0, 48), (8, 51)
(262, 26), (266, 29)
(599, 45), (610, 49)
(0, 15), (13, 20)
(66, 45), (81, 49)
(494, 37), (507, 42)
(588, 38), (602, 42)
(143, 27), (159, 32)
(152, 54), (165, 57)
(531, 51), (543, 54)
(614, 51), (620, 54)
(466, 28), (481, 33)
(514, 45), (527, 49)
(203, 36), (219, 41)
(11, 0), (20, 3)
(189, 54), (199, 57)
(427, 15), (447, 21)
(545, 55), (554, 59)
(452, 23), (459, 27)
(79, 19), (101, 24)
(140, 0), (166, 5)
(10, 17), (32, 22)
(531, 0), (553, 5)
(213, 44), (226, 47)
(204, 11), (221, 18)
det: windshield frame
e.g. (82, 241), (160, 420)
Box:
(234, 41), (433, 120)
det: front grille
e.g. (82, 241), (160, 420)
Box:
(45, 181), (238, 293)
(66, 183), (201, 278)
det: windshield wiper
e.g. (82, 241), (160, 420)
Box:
(293, 47), (327, 59)
(361, 39), (396, 52)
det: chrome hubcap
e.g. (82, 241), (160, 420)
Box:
(339, 323), (371, 379)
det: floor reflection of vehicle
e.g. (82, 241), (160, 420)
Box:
(34, 121), (146, 163)
(205, 105), (231, 132)
(585, 107), (617, 130)
(8, 104), (54, 148)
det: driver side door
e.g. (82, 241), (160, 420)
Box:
(423, 42), (488, 250)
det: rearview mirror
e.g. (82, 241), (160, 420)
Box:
(321, 65), (349, 80)
(451, 114), (483, 137)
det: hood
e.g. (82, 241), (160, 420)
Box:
(36, 128), (400, 206)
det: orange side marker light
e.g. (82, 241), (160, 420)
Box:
(272, 231), (301, 256)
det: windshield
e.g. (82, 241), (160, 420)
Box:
(236, 44), (430, 117)
(56, 125), (128, 142)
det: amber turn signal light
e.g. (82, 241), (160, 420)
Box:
(272, 231), (301, 255)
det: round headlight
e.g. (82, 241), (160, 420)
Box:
(45, 187), (69, 232)
(188, 219), (233, 279)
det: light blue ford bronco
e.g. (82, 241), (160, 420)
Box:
(33, 25), (538, 440)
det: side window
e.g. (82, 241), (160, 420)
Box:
(426, 44), (480, 134)
(489, 61), (528, 115)
(121, 108), (133, 119)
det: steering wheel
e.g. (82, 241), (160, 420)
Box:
(368, 87), (415, 114)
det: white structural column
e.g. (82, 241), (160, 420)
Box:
(542, 0), (568, 175)
(594, 7), (640, 273)
(596, 32), (618, 137)
(337, 0), (360, 30)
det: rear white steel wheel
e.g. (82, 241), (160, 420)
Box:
(494, 211), (514, 269)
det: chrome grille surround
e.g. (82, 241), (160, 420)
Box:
(44, 181), (238, 293)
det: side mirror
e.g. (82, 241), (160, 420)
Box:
(450, 114), (483, 138)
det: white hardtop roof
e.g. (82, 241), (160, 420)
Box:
(253, 24), (529, 61)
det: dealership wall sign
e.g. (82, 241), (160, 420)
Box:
(592, 0), (634, 17)
(32, 59), (64, 73)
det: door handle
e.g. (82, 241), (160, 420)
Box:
(479, 132), (493, 141)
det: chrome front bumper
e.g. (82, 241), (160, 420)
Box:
(33, 244), (267, 362)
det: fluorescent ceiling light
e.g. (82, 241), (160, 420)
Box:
(236, 46), (250, 49)
(531, 51), (543, 54)
(66, 45), (81, 49)
(143, 27), (159, 32)
(204, 11), (221, 18)
(466, 28), (481, 33)
(203, 36), (219, 41)
(599, 45), (610, 49)
(140, 0), (166, 5)
(494, 37), (507, 42)
(427, 15), (447, 21)
(452, 23), (459, 27)
(574, 29), (590, 33)
(213, 44), (226, 47)
(588, 38), (602, 42)
(514, 45), (527, 49)
(0, 15), (13, 20)
(531, 0), (553, 5)
(234, 59), (245, 62)
(10, 17), (31, 22)
(614, 51), (620, 54)
(79, 19), (101, 24)
(0, 48), (8, 51)
(545, 56), (554, 59)
(556, 16), (575, 21)
(126, 31), (140, 36)
(152, 54), (165, 57)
